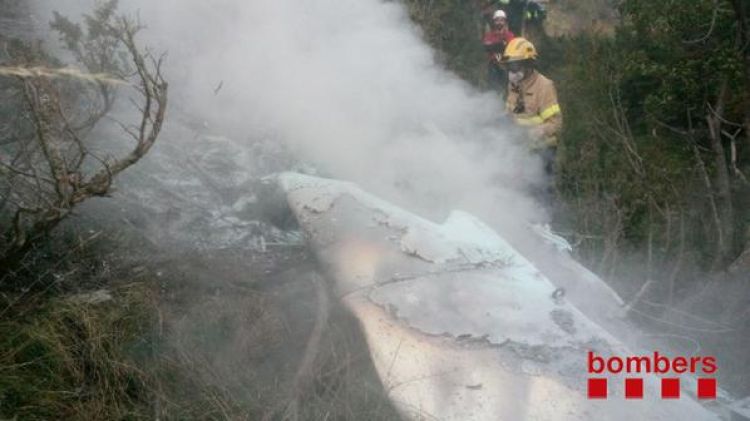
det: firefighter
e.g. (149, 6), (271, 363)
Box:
(491, 9), (515, 46)
(500, 37), (562, 174)
(482, 10), (515, 92)
(482, 0), (547, 38)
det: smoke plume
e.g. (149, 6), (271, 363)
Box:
(31, 0), (546, 227)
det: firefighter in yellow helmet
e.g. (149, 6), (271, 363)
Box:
(500, 37), (562, 155)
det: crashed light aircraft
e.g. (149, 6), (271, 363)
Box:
(277, 172), (721, 421)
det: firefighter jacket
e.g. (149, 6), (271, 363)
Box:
(505, 70), (562, 149)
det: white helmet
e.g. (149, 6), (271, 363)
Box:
(493, 10), (507, 20)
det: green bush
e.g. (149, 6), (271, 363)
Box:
(554, 0), (750, 291)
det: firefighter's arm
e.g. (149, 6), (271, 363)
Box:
(538, 112), (562, 139)
(528, 115), (561, 149)
(531, 82), (562, 145)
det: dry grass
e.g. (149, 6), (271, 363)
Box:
(0, 282), (157, 419)
(0, 232), (399, 420)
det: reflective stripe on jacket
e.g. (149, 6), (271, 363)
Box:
(505, 70), (562, 148)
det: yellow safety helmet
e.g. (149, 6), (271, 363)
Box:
(501, 37), (538, 63)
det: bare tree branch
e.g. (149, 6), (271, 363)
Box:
(1, 5), (168, 270)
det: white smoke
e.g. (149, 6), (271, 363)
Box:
(31, 0), (547, 227)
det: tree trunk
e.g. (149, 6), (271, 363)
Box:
(729, 0), (750, 147)
(707, 79), (735, 266)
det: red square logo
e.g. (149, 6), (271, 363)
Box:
(697, 378), (716, 399)
(661, 378), (680, 399)
(625, 378), (643, 399)
(588, 378), (607, 399)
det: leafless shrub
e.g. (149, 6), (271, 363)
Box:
(0, 0), (167, 269)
